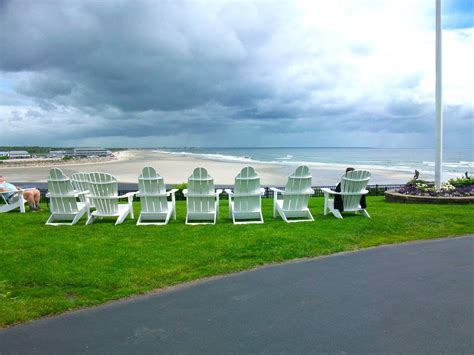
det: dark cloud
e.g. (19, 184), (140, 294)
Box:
(0, 0), (472, 147)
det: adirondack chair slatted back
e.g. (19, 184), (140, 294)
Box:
(48, 168), (79, 214)
(340, 170), (371, 210)
(138, 166), (168, 213)
(187, 167), (215, 213)
(283, 166), (313, 211)
(234, 166), (261, 212)
(88, 172), (119, 215)
(71, 172), (91, 203)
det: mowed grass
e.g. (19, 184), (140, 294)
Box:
(1, 197), (473, 326)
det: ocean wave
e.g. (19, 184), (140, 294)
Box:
(275, 154), (294, 160)
(153, 150), (256, 164)
(423, 160), (474, 168)
(153, 150), (473, 175)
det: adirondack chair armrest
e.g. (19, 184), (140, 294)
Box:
(119, 192), (137, 204)
(46, 191), (88, 198)
(0, 188), (32, 205)
(321, 188), (338, 195)
(167, 189), (179, 196)
(120, 191), (137, 198)
(269, 187), (283, 194)
(15, 187), (37, 193)
(2, 187), (36, 199)
(215, 189), (223, 195)
(224, 189), (233, 195)
(321, 188), (369, 196)
(182, 189), (188, 196)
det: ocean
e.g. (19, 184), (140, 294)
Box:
(156, 147), (474, 179)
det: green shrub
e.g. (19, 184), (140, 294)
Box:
(173, 182), (188, 200)
(448, 176), (474, 187)
(173, 182), (188, 191)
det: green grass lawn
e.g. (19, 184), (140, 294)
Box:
(1, 197), (473, 327)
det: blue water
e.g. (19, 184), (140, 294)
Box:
(155, 147), (474, 177)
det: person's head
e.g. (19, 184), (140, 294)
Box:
(0, 176), (4, 183)
(345, 167), (355, 173)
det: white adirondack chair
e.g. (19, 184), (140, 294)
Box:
(0, 188), (34, 213)
(86, 172), (136, 225)
(270, 166), (314, 223)
(137, 166), (178, 225)
(183, 167), (222, 225)
(225, 166), (264, 224)
(71, 172), (93, 206)
(321, 170), (371, 219)
(46, 168), (89, 225)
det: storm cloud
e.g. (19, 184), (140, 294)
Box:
(0, 0), (472, 147)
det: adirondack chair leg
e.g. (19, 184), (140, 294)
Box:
(277, 206), (288, 223)
(165, 211), (172, 225)
(307, 210), (315, 222)
(323, 193), (329, 215)
(332, 209), (343, 219)
(128, 196), (134, 219)
(115, 209), (130, 225)
(86, 214), (95, 225)
(45, 214), (55, 225)
(360, 209), (371, 218)
(172, 193), (176, 220)
(71, 209), (86, 225)
(273, 191), (277, 218)
(259, 211), (264, 224)
(19, 195), (26, 213)
(228, 197), (232, 219)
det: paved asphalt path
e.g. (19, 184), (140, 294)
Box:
(1, 236), (473, 354)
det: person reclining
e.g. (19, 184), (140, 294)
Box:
(0, 176), (41, 212)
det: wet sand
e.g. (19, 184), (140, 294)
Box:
(2, 150), (415, 185)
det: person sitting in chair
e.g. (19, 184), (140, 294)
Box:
(334, 167), (367, 212)
(0, 176), (41, 211)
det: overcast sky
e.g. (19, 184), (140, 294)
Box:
(0, 0), (473, 148)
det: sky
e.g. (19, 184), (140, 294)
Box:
(0, 0), (473, 148)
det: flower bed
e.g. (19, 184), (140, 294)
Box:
(385, 176), (474, 204)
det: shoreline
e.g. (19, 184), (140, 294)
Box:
(0, 149), (458, 185)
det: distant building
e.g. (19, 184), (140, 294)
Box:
(47, 150), (73, 158)
(0, 151), (8, 157)
(8, 150), (31, 159)
(73, 148), (112, 158)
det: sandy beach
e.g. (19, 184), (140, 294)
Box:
(0, 149), (417, 185)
